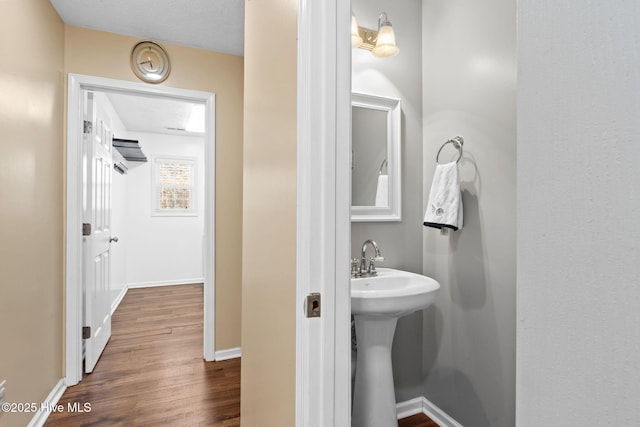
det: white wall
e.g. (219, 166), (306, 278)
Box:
(421, 0), (516, 425)
(517, 1), (640, 424)
(122, 131), (205, 287)
(351, 0), (425, 401)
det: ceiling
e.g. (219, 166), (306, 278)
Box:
(106, 92), (205, 136)
(49, 1), (235, 135)
(49, 0), (245, 56)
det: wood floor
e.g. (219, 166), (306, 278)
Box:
(46, 283), (438, 426)
(46, 284), (240, 427)
(398, 413), (440, 427)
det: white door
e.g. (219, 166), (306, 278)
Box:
(83, 91), (113, 373)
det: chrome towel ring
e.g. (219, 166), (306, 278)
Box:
(436, 136), (464, 164)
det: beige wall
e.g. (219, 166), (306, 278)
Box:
(64, 26), (244, 350)
(241, 0), (297, 424)
(0, 1), (65, 426)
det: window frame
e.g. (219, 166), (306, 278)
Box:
(151, 155), (198, 217)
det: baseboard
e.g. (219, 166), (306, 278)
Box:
(27, 379), (66, 427)
(396, 396), (463, 427)
(214, 347), (241, 361)
(127, 278), (204, 289)
(396, 397), (425, 419)
(111, 285), (128, 315)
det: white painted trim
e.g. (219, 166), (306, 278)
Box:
(27, 379), (66, 427)
(202, 89), (216, 362)
(65, 74), (85, 386)
(351, 92), (402, 222)
(396, 397), (464, 427)
(110, 285), (128, 315)
(150, 154), (198, 217)
(127, 278), (205, 289)
(214, 347), (241, 361)
(396, 397), (425, 419)
(422, 397), (464, 427)
(65, 74), (216, 385)
(296, 0), (351, 426)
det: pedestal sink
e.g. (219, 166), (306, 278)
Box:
(351, 268), (440, 427)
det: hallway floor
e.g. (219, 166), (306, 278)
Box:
(45, 283), (438, 426)
(46, 284), (240, 426)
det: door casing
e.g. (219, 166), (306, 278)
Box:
(65, 73), (216, 385)
(295, 0), (352, 424)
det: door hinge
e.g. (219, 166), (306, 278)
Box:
(82, 326), (91, 339)
(82, 223), (91, 236)
(83, 120), (92, 134)
(305, 293), (321, 318)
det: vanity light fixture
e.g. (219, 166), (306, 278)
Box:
(352, 12), (399, 58)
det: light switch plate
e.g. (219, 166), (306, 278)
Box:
(0, 379), (6, 404)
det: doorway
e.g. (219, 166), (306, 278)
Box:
(65, 74), (216, 386)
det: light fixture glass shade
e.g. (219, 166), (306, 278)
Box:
(351, 15), (363, 47)
(372, 23), (399, 57)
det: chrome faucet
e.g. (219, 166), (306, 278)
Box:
(352, 240), (384, 277)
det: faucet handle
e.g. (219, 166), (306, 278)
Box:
(367, 257), (380, 275)
(351, 258), (360, 275)
(373, 256), (384, 262)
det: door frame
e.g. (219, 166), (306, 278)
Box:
(65, 73), (216, 386)
(296, 0), (352, 424)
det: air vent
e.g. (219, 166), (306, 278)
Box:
(112, 138), (147, 162)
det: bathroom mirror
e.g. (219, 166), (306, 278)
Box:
(351, 92), (401, 222)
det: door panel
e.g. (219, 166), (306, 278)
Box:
(83, 91), (113, 373)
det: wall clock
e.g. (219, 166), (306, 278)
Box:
(130, 41), (171, 84)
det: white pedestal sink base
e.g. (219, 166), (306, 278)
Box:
(351, 268), (440, 426)
(352, 314), (398, 427)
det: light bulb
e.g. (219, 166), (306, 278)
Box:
(372, 24), (398, 57)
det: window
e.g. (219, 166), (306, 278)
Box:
(152, 156), (197, 216)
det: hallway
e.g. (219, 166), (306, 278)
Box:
(46, 284), (240, 426)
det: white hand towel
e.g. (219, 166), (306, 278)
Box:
(423, 162), (463, 230)
(375, 174), (389, 207)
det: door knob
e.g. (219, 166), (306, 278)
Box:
(109, 236), (119, 243)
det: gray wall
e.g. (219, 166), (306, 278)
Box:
(351, 1), (423, 274)
(351, 0), (425, 401)
(421, 0), (517, 425)
(517, 1), (640, 424)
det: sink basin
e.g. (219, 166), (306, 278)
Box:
(351, 268), (440, 427)
(351, 268), (440, 317)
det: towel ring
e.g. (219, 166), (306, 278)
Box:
(436, 136), (464, 164)
(379, 159), (388, 175)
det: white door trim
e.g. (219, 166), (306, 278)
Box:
(296, 0), (351, 425)
(65, 74), (216, 385)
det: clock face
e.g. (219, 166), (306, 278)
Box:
(131, 41), (171, 83)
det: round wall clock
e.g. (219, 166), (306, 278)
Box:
(130, 41), (171, 84)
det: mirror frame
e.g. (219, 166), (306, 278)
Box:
(351, 92), (402, 222)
